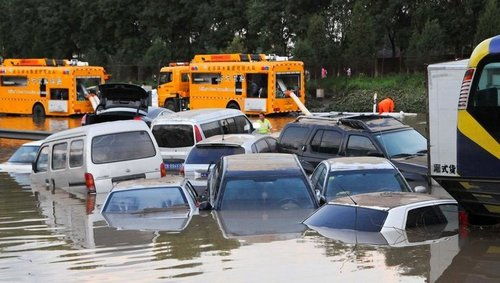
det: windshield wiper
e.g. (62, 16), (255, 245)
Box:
(391, 153), (413, 158)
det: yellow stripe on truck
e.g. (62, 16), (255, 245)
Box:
(468, 37), (492, 68)
(457, 110), (500, 159)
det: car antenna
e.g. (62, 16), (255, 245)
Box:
(338, 184), (357, 205)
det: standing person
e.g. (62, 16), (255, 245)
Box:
(378, 96), (395, 114)
(256, 112), (272, 134)
(321, 67), (328, 79)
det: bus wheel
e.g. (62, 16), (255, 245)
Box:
(165, 99), (179, 112)
(33, 103), (46, 118)
(226, 101), (240, 110)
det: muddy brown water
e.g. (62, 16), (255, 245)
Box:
(0, 114), (499, 282)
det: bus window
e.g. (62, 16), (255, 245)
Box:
(50, 89), (69, 100)
(1, 76), (27, 86)
(181, 73), (189, 82)
(192, 73), (221, 85)
(276, 73), (300, 98)
(246, 74), (268, 98)
(159, 72), (173, 84)
(469, 61), (500, 140)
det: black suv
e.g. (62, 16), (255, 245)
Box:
(277, 114), (429, 189)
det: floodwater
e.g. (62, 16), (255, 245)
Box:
(0, 114), (499, 282)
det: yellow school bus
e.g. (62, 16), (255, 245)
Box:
(0, 58), (109, 117)
(158, 54), (306, 114)
(157, 62), (190, 111)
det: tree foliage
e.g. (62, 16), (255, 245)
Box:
(0, 0), (493, 81)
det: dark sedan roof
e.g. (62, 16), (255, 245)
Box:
(223, 153), (302, 176)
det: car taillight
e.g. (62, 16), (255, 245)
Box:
(194, 125), (203, 143)
(84, 173), (96, 193)
(86, 194), (96, 214)
(179, 165), (185, 176)
(133, 116), (142, 121)
(160, 163), (167, 177)
(458, 68), (475, 110)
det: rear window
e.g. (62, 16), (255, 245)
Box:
(91, 131), (156, 164)
(220, 176), (316, 210)
(186, 145), (245, 164)
(304, 204), (387, 232)
(152, 125), (194, 148)
(406, 204), (458, 229)
(103, 187), (188, 213)
(279, 126), (309, 150)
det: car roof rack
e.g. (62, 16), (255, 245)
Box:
(296, 114), (407, 132)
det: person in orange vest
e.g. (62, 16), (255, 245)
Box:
(378, 96), (395, 114)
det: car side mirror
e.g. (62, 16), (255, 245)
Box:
(315, 189), (326, 205)
(414, 186), (428, 194)
(198, 201), (212, 210)
(32, 162), (37, 173)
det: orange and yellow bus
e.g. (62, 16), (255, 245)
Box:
(158, 54), (305, 114)
(0, 58), (109, 117)
(157, 62), (190, 111)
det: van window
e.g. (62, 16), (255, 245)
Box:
(253, 139), (270, 153)
(152, 125), (194, 148)
(279, 126), (309, 150)
(69, 140), (84, 168)
(221, 118), (238, 134)
(52, 142), (68, 170)
(35, 146), (49, 172)
(186, 146), (245, 164)
(92, 131), (156, 164)
(201, 121), (222, 138)
(234, 115), (252, 133)
(346, 135), (378, 156)
(265, 138), (277, 152)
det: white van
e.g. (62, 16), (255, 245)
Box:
(151, 108), (254, 172)
(30, 120), (166, 195)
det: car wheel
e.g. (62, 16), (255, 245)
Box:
(32, 104), (45, 118)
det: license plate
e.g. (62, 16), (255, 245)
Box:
(201, 172), (209, 178)
(165, 162), (182, 171)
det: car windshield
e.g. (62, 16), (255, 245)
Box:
(8, 145), (40, 163)
(220, 176), (315, 210)
(325, 169), (409, 200)
(186, 145), (245, 164)
(304, 204), (388, 232)
(152, 125), (194, 148)
(103, 187), (189, 214)
(374, 129), (427, 158)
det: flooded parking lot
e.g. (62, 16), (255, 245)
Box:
(0, 114), (499, 282)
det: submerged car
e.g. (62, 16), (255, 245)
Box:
(101, 177), (199, 231)
(310, 157), (425, 204)
(183, 134), (277, 194)
(304, 192), (458, 235)
(82, 83), (173, 126)
(277, 114), (429, 188)
(0, 140), (42, 173)
(205, 153), (319, 210)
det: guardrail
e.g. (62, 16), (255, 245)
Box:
(0, 129), (53, 140)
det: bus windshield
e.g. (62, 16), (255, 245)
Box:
(76, 77), (101, 101)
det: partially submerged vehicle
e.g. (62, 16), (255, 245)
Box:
(81, 83), (172, 126)
(205, 153), (319, 210)
(183, 134), (277, 194)
(151, 108), (254, 172)
(0, 140), (43, 173)
(310, 157), (424, 204)
(101, 177), (199, 231)
(304, 192), (458, 238)
(30, 120), (166, 195)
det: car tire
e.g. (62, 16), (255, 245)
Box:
(165, 99), (179, 112)
(32, 103), (45, 118)
(226, 101), (240, 110)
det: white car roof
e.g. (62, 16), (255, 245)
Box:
(153, 108), (245, 125)
(331, 192), (456, 210)
(43, 120), (150, 143)
(22, 140), (44, 146)
(111, 176), (185, 192)
(325, 157), (395, 171)
(196, 134), (270, 148)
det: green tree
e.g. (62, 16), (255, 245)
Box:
(344, 0), (377, 75)
(407, 19), (445, 70)
(474, 0), (500, 44)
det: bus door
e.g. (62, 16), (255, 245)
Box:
(48, 83), (69, 113)
(244, 73), (268, 112)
